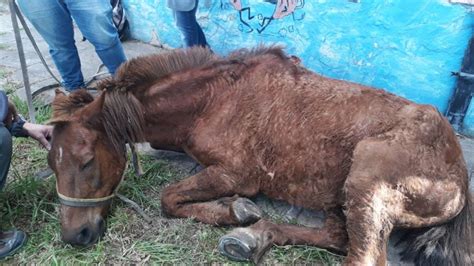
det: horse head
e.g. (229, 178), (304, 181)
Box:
(48, 89), (127, 246)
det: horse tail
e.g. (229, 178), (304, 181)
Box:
(400, 189), (472, 266)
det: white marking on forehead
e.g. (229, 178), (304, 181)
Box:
(57, 147), (63, 165)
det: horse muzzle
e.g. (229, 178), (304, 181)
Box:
(61, 216), (106, 246)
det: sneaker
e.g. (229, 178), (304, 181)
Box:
(0, 230), (27, 259)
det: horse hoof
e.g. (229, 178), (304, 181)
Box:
(232, 198), (262, 225)
(218, 228), (257, 262)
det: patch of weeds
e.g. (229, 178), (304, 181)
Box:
(0, 43), (8, 50)
(268, 245), (343, 265)
(119, 156), (177, 211)
(8, 138), (49, 188)
(0, 66), (9, 79)
(131, 240), (189, 263)
(9, 93), (28, 118)
(3, 81), (20, 95)
(7, 93), (52, 122)
(34, 103), (52, 123)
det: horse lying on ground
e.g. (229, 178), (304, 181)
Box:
(47, 46), (472, 265)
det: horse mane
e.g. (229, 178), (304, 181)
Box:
(98, 46), (217, 92)
(101, 89), (145, 154)
(98, 45), (290, 92)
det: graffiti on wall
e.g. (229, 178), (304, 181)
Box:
(220, 0), (305, 34)
(123, 0), (474, 134)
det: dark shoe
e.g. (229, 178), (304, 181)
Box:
(0, 230), (27, 259)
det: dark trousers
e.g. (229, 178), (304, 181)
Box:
(0, 125), (12, 190)
(173, 0), (209, 48)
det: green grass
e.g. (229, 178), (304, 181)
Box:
(1, 99), (342, 264)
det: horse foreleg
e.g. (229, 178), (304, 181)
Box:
(161, 165), (261, 225)
(218, 211), (348, 263)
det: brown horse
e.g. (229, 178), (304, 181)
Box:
(47, 46), (472, 265)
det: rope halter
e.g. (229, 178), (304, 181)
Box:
(55, 146), (140, 208)
(56, 174), (125, 208)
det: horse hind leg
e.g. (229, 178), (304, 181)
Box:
(344, 177), (395, 266)
(218, 210), (348, 263)
(343, 137), (468, 265)
(161, 165), (262, 225)
(342, 137), (417, 265)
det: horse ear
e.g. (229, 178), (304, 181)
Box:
(79, 90), (107, 127)
(48, 89), (104, 125)
(48, 89), (73, 124)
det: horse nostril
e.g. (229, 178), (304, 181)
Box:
(76, 227), (92, 246)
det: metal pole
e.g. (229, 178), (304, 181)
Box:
(8, 0), (35, 123)
(446, 35), (474, 132)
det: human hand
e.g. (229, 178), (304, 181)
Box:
(23, 122), (53, 150)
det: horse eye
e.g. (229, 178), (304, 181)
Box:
(80, 158), (94, 171)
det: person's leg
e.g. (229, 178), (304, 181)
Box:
(0, 126), (12, 190)
(174, 0), (209, 48)
(0, 126), (26, 259)
(65, 0), (126, 75)
(195, 19), (209, 48)
(194, 0), (209, 48)
(17, 0), (84, 91)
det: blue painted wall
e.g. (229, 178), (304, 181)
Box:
(122, 0), (474, 135)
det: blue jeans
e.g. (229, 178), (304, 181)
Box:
(173, 0), (209, 48)
(17, 0), (127, 91)
(0, 125), (12, 191)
